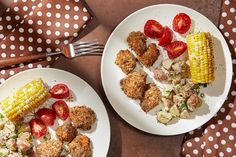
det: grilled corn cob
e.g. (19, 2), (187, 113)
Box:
(186, 32), (214, 84)
(0, 78), (50, 122)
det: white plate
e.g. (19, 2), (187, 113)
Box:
(101, 4), (232, 135)
(0, 68), (110, 156)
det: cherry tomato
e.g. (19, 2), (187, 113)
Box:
(52, 100), (69, 120)
(172, 13), (191, 34)
(144, 19), (164, 38)
(158, 26), (173, 46)
(29, 118), (47, 139)
(165, 41), (187, 59)
(50, 84), (70, 99)
(35, 108), (56, 126)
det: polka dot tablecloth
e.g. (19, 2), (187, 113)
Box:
(0, 0), (91, 83)
(181, 0), (236, 157)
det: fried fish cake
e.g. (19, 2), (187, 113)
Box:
(127, 31), (147, 55)
(69, 106), (96, 130)
(56, 121), (77, 142)
(36, 140), (62, 157)
(140, 83), (160, 112)
(115, 50), (136, 74)
(137, 43), (159, 67)
(120, 71), (147, 99)
(68, 134), (92, 157)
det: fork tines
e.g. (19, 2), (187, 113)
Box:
(73, 41), (104, 56)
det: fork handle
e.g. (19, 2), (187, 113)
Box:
(0, 53), (47, 68)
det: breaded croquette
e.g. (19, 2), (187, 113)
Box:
(68, 134), (92, 157)
(56, 120), (77, 142)
(36, 140), (62, 157)
(127, 31), (147, 55)
(115, 49), (136, 74)
(137, 43), (159, 67)
(140, 83), (161, 112)
(120, 71), (147, 99)
(69, 106), (96, 130)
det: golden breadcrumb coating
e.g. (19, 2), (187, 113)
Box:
(69, 106), (96, 130)
(137, 43), (159, 67)
(127, 31), (147, 55)
(120, 71), (147, 99)
(36, 140), (62, 157)
(56, 121), (77, 142)
(115, 49), (136, 74)
(140, 83), (161, 112)
(68, 134), (92, 157)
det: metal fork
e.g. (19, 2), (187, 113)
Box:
(0, 40), (104, 68)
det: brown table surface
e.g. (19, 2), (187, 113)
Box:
(52, 0), (222, 157)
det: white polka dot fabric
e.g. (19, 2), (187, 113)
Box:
(181, 0), (236, 156)
(0, 0), (41, 40)
(0, 0), (91, 83)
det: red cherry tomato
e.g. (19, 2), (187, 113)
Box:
(50, 84), (70, 99)
(172, 13), (191, 34)
(144, 19), (164, 38)
(165, 41), (187, 59)
(35, 108), (56, 126)
(52, 100), (69, 120)
(29, 118), (47, 139)
(158, 26), (173, 46)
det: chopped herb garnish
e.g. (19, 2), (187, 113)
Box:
(177, 86), (181, 93)
(43, 136), (48, 141)
(12, 135), (18, 140)
(66, 95), (74, 102)
(179, 102), (187, 112)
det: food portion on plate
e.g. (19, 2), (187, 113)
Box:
(172, 13), (191, 34)
(0, 114), (32, 156)
(155, 60), (202, 124)
(137, 43), (159, 67)
(127, 31), (160, 67)
(56, 120), (77, 142)
(127, 31), (147, 56)
(114, 12), (215, 125)
(186, 32), (214, 84)
(0, 79), (97, 157)
(0, 79), (51, 122)
(115, 50), (137, 74)
(120, 71), (147, 99)
(36, 139), (63, 157)
(140, 83), (161, 113)
(68, 134), (92, 157)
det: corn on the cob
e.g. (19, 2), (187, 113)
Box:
(0, 78), (50, 122)
(186, 32), (214, 84)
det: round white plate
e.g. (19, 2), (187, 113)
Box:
(101, 4), (232, 135)
(0, 68), (110, 156)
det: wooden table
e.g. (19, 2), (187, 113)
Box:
(53, 0), (222, 157)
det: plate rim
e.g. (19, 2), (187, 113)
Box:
(101, 4), (233, 136)
(0, 67), (111, 156)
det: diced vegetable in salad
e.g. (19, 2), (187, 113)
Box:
(156, 60), (202, 124)
(0, 113), (32, 157)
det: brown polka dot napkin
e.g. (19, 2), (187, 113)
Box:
(181, 0), (236, 157)
(0, 0), (41, 40)
(0, 0), (92, 83)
